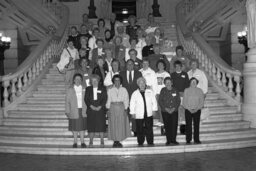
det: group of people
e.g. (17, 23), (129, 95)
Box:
(57, 12), (208, 148)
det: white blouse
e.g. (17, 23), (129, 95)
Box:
(74, 85), (83, 108)
(93, 87), (98, 100)
(106, 87), (129, 109)
(156, 71), (170, 94)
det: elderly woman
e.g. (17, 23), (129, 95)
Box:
(183, 77), (205, 144)
(104, 59), (120, 88)
(106, 75), (131, 147)
(130, 77), (158, 146)
(65, 73), (87, 148)
(75, 58), (92, 88)
(159, 77), (181, 145)
(57, 38), (79, 88)
(84, 74), (107, 147)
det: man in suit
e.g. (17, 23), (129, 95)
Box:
(120, 59), (142, 136)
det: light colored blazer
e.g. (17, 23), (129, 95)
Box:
(129, 89), (158, 119)
(65, 86), (87, 119)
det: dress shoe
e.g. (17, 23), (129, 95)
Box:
(170, 141), (179, 145)
(81, 143), (87, 148)
(194, 141), (202, 144)
(148, 143), (155, 147)
(72, 143), (78, 148)
(117, 142), (123, 148)
(186, 141), (191, 145)
(165, 142), (171, 146)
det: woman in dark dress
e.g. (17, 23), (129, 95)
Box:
(65, 73), (87, 148)
(84, 74), (108, 147)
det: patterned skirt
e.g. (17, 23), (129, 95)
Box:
(68, 108), (87, 131)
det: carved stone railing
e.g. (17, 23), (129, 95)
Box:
(176, 2), (242, 108)
(0, 3), (69, 117)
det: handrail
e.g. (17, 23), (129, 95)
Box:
(176, 1), (242, 106)
(0, 2), (69, 111)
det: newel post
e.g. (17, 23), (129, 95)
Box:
(242, 0), (256, 128)
(152, 0), (162, 17)
(88, 0), (97, 19)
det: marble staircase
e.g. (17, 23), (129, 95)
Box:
(0, 61), (256, 155)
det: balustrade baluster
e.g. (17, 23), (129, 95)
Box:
(28, 68), (32, 85)
(216, 68), (222, 86)
(36, 59), (40, 76)
(39, 55), (43, 71)
(16, 76), (23, 97)
(198, 49), (202, 64)
(234, 76), (241, 102)
(204, 56), (208, 72)
(22, 72), (28, 91)
(227, 74), (234, 97)
(212, 63), (217, 81)
(3, 80), (10, 107)
(11, 78), (17, 102)
(32, 63), (37, 80)
(201, 52), (205, 69)
(42, 52), (46, 67)
(221, 71), (228, 91)
(208, 60), (212, 76)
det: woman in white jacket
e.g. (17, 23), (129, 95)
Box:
(129, 77), (158, 146)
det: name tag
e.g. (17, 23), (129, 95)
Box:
(135, 62), (138, 65)
(181, 75), (185, 78)
(97, 90), (102, 93)
(172, 93), (177, 96)
(120, 49), (124, 51)
(85, 79), (90, 86)
(84, 73), (88, 76)
(150, 48), (153, 50)
(82, 89), (86, 92)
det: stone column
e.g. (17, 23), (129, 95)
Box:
(242, 0), (256, 128)
(88, 0), (97, 19)
(152, 0), (162, 17)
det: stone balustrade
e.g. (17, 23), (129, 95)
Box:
(176, 0), (242, 108)
(177, 26), (242, 105)
(1, 32), (67, 108)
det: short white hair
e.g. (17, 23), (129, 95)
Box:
(136, 77), (146, 86)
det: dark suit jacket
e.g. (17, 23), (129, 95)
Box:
(120, 70), (142, 98)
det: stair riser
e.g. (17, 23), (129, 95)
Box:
(0, 140), (255, 155)
(0, 133), (255, 146)
(1, 122), (250, 131)
(203, 116), (242, 122)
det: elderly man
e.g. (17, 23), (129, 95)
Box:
(130, 77), (158, 146)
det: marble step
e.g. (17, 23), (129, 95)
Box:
(32, 92), (66, 98)
(1, 120), (250, 131)
(0, 129), (255, 146)
(0, 137), (255, 155)
(203, 113), (243, 123)
(41, 79), (65, 84)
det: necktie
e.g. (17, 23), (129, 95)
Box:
(129, 71), (132, 84)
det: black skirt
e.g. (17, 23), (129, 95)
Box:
(68, 108), (87, 131)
